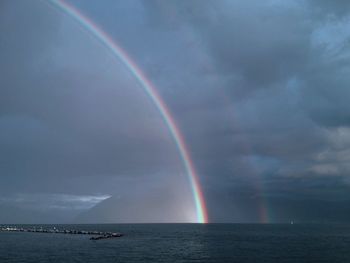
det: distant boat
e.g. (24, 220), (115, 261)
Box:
(290, 220), (294, 225)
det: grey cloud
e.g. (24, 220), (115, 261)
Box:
(309, 0), (350, 17)
(67, 0), (350, 222)
(2, 0), (350, 223)
(0, 0), (194, 222)
(0, 193), (110, 211)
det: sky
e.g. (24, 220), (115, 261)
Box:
(1, 0), (350, 223)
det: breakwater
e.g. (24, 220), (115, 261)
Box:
(0, 226), (123, 240)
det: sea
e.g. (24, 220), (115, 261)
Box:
(1, 223), (350, 262)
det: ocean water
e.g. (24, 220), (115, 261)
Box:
(1, 223), (350, 262)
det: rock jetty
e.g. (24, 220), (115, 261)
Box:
(90, 233), (123, 240)
(0, 226), (123, 240)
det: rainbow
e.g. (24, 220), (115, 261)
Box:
(46, 0), (208, 223)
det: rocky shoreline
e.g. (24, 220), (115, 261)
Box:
(0, 226), (123, 240)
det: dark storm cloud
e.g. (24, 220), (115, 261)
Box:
(136, 0), (350, 222)
(2, 0), (350, 223)
(309, 0), (350, 17)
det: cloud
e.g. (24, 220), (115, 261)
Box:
(0, 0), (194, 222)
(0, 193), (111, 211)
(2, 0), (350, 222)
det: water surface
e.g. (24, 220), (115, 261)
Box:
(1, 224), (350, 262)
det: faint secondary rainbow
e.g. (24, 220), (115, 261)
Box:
(46, 0), (208, 223)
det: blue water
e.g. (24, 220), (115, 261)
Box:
(1, 224), (350, 262)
